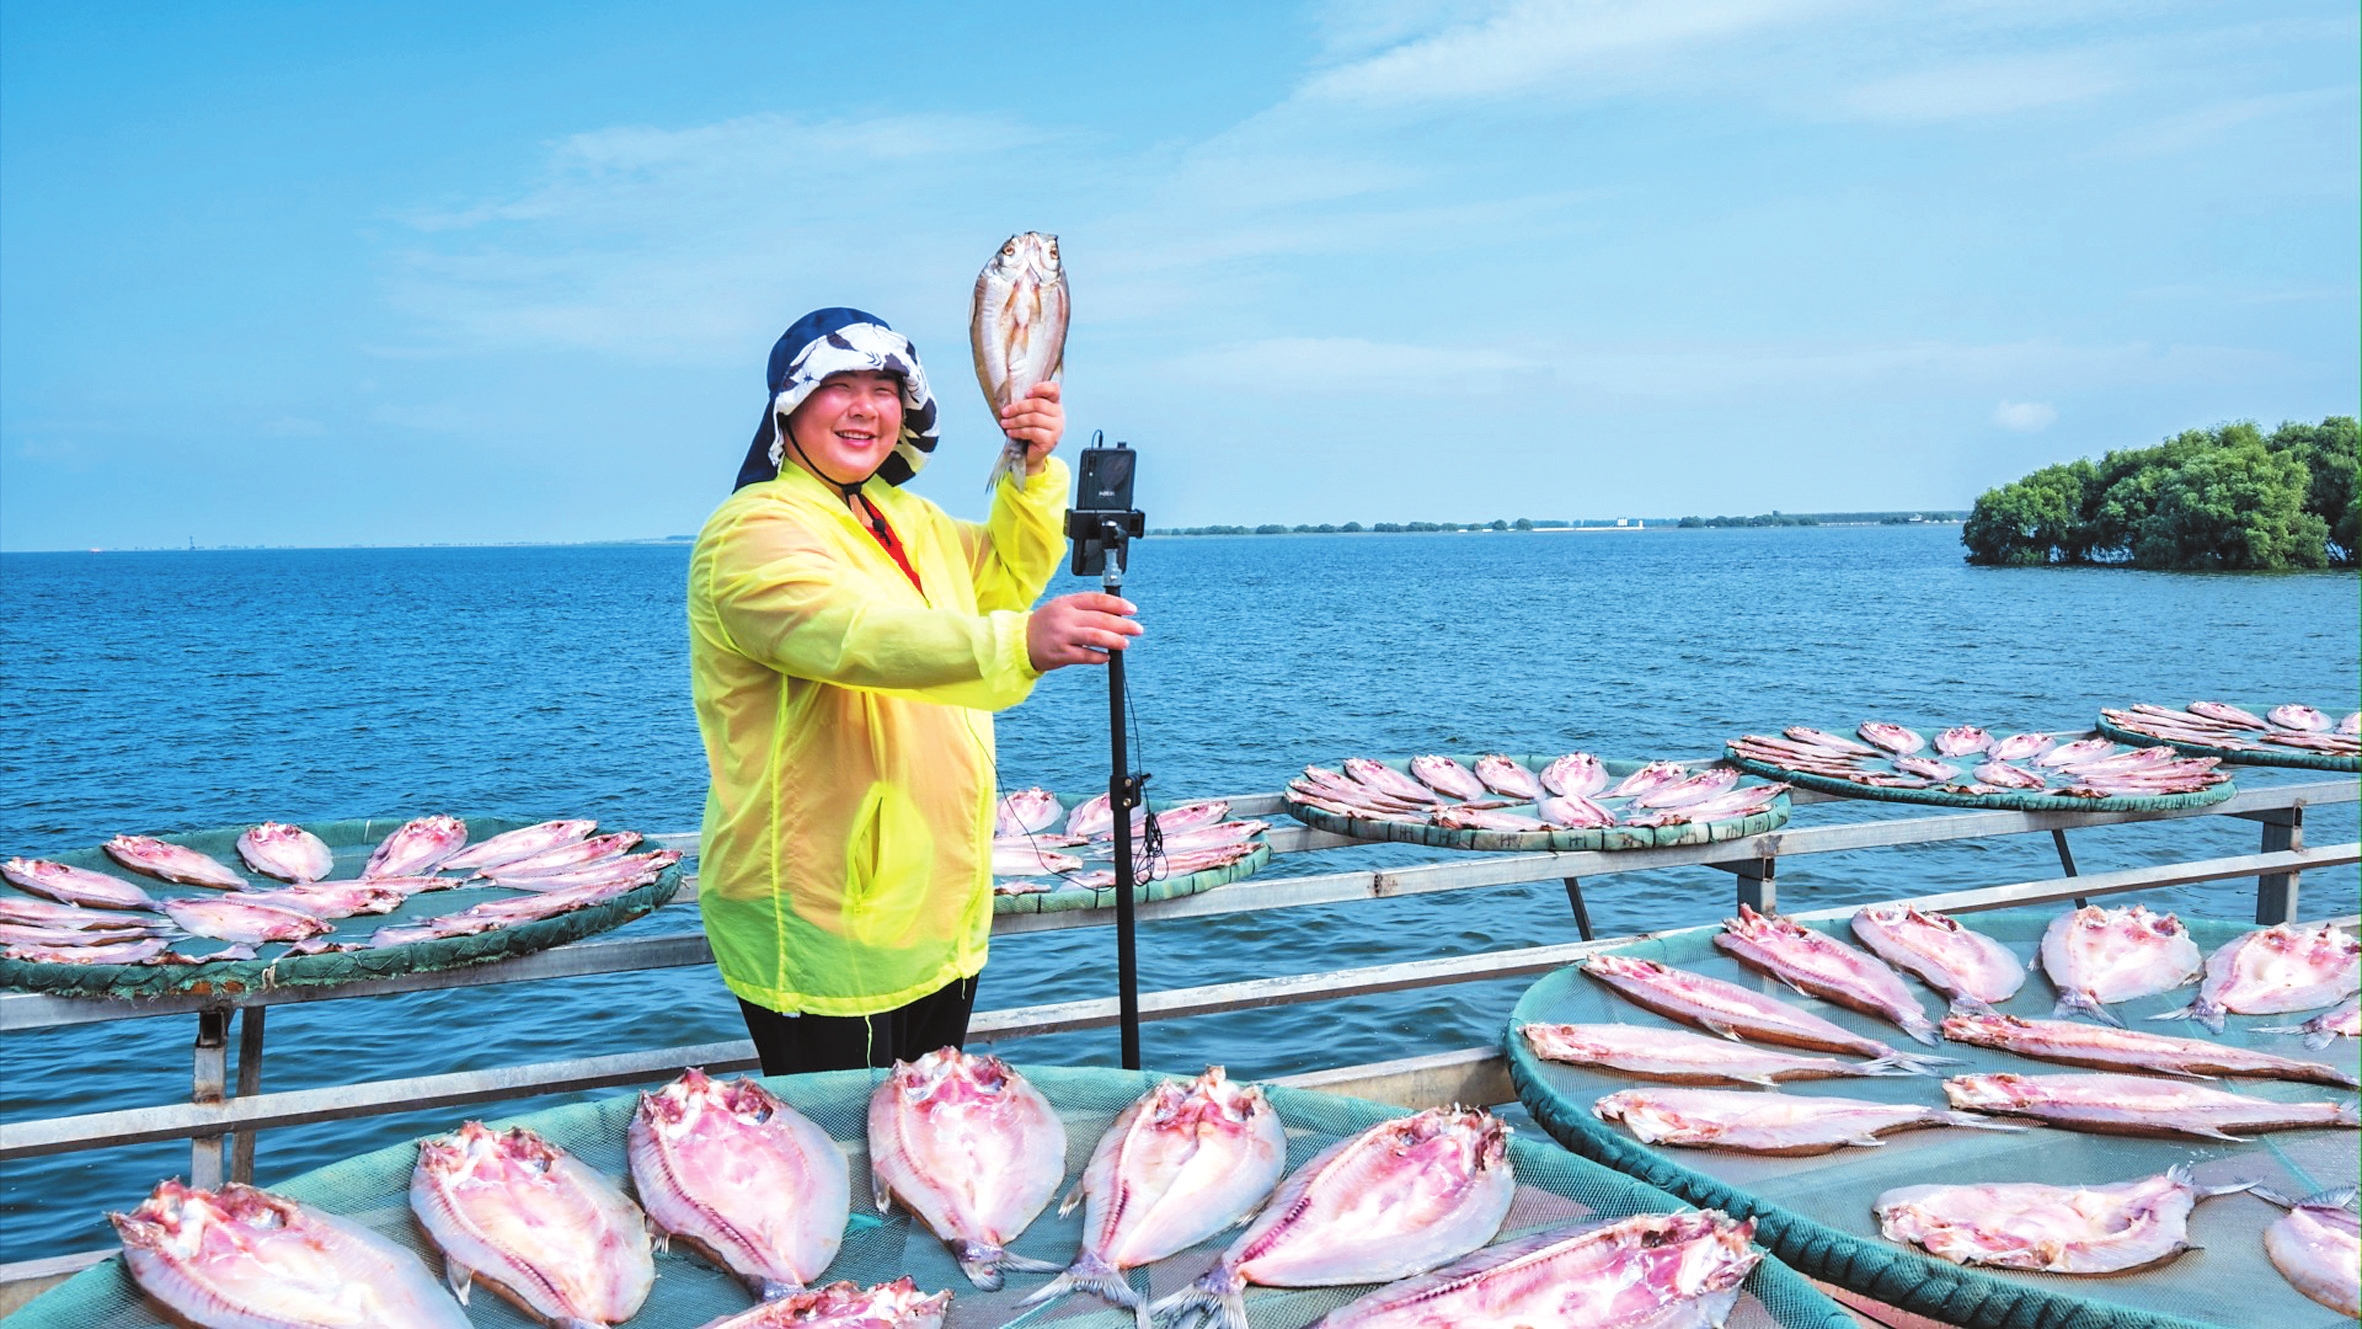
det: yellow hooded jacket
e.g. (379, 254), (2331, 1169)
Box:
(688, 457), (1070, 1016)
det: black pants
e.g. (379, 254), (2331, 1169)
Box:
(738, 975), (979, 1076)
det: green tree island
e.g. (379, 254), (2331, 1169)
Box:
(1962, 417), (2358, 570)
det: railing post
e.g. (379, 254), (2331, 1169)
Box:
(2254, 807), (2303, 924)
(1736, 858), (1775, 913)
(1561, 878), (1594, 941)
(232, 1007), (267, 1183)
(2050, 828), (2087, 908)
(190, 1008), (229, 1189)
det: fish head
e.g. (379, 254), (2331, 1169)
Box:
(1584, 954), (1663, 980)
(988, 232), (1062, 284)
(894, 1047), (1012, 1108)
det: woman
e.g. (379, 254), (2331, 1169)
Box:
(687, 306), (1139, 1074)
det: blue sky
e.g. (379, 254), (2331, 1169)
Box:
(3, 1), (2355, 549)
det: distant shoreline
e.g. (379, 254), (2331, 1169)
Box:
(6, 519), (1973, 555)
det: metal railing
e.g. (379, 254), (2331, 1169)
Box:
(1, 776), (2354, 1294)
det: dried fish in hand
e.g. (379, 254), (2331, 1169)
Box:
(1522, 1021), (1924, 1085)
(114, 1179), (469, 1329)
(1944, 1071), (2361, 1140)
(868, 1048), (1067, 1290)
(1876, 1165), (2251, 1274)
(2152, 921), (2359, 1034)
(1024, 1067), (1286, 1321)
(1308, 1210), (1761, 1329)
(1942, 1012), (2358, 1088)
(1149, 1106), (1513, 1329)
(971, 231), (1067, 491)
(631, 1067), (849, 1298)
(2254, 1187), (2360, 1317)
(1595, 1086), (2023, 1155)
(235, 822), (334, 882)
(2039, 904), (2202, 1026)
(410, 1121), (655, 1327)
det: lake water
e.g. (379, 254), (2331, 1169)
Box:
(2, 525), (2356, 1261)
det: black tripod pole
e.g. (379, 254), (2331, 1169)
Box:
(1102, 534), (1142, 1070)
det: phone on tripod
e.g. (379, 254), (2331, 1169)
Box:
(1066, 435), (1147, 578)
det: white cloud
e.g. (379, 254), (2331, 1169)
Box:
(1840, 53), (2122, 121)
(2111, 85), (2356, 157)
(1992, 399), (2058, 431)
(1299, 0), (1846, 107)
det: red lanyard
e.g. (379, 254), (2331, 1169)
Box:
(854, 493), (924, 596)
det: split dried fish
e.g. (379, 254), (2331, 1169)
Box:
(868, 1048), (1067, 1290)
(1941, 1012), (2357, 1088)
(1522, 1021), (1923, 1085)
(2, 856), (157, 910)
(2152, 921), (2359, 1034)
(2039, 903), (2203, 1026)
(409, 1121), (654, 1327)
(1582, 953), (1952, 1070)
(1876, 1165), (2251, 1274)
(2255, 1187), (2360, 1317)
(1943, 1071), (2361, 1141)
(234, 822), (334, 883)
(363, 816), (469, 879)
(104, 836), (246, 890)
(630, 1067), (849, 1298)
(1595, 1086), (2022, 1154)
(1716, 904), (1940, 1045)
(1850, 904), (2025, 1008)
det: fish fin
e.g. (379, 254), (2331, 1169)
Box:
(2144, 1001), (2223, 1034)
(1947, 994), (1997, 1017)
(1149, 1274), (1238, 1329)
(2298, 1186), (2359, 1210)
(442, 1257), (473, 1304)
(1848, 1135), (1888, 1148)
(1019, 1271), (1079, 1312)
(998, 1251), (1068, 1276)
(1702, 1020), (1745, 1043)
(2342, 1102), (2361, 1128)
(955, 1241), (1007, 1291)
(1901, 1014), (1944, 1047)
(2182, 1125), (2251, 1143)
(1024, 1260), (1143, 1319)
(1945, 1113), (2030, 1132)
(1894, 1051), (1961, 1074)
(871, 1167), (892, 1214)
(1860, 1054), (1927, 1078)
(1058, 1179), (1084, 1217)
(757, 1278), (803, 1302)
(2052, 991), (2124, 1028)
(2303, 1028), (2338, 1050)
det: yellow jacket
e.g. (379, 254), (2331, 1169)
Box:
(688, 458), (1070, 1016)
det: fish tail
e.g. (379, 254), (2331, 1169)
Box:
(1025, 1257), (1144, 1318)
(1860, 1054), (1930, 1078)
(2342, 1101), (2360, 1128)
(956, 1242), (1007, 1291)
(1946, 994), (1997, 1017)
(2052, 990), (2124, 1028)
(1892, 1051), (1961, 1074)
(2145, 999), (2225, 1034)
(757, 1278), (803, 1302)
(2303, 1028), (2338, 1050)
(1899, 1013), (1944, 1047)
(1148, 1271), (1239, 1329)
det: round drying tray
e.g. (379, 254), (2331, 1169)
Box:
(1507, 908), (2361, 1329)
(1726, 729), (2238, 815)
(0, 817), (680, 1000)
(1286, 755), (1790, 853)
(2095, 707), (2359, 774)
(993, 794), (1271, 915)
(14, 1065), (1856, 1329)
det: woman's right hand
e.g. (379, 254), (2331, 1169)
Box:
(1027, 593), (1142, 671)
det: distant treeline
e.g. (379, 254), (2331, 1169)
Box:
(1962, 417), (2357, 570)
(1148, 512), (1965, 537)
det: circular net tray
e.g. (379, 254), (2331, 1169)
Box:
(993, 795), (1271, 915)
(14, 1064), (1855, 1329)
(0, 817), (680, 1000)
(2095, 705), (2359, 774)
(1726, 729), (2237, 814)
(1507, 909), (2362, 1329)
(1286, 755), (1790, 853)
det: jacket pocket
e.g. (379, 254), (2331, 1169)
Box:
(841, 780), (939, 948)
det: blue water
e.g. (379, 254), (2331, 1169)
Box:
(2, 526), (2356, 1261)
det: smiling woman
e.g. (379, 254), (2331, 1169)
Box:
(688, 306), (1139, 1077)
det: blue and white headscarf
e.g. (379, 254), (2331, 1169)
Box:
(733, 307), (941, 492)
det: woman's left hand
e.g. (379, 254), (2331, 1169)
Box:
(998, 382), (1063, 474)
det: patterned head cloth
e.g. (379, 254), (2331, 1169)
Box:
(733, 307), (941, 492)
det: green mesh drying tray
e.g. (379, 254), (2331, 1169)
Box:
(1285, 755), (1790, 853)
(2095, 707), (2359, 774)
(1507, 908), (2360, 1329)
(1726, 728), (2237, 815)
(992, 794), (1271, 915)
(14, 1064), (1858, 1328)
(0, 817), (680, 1000)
